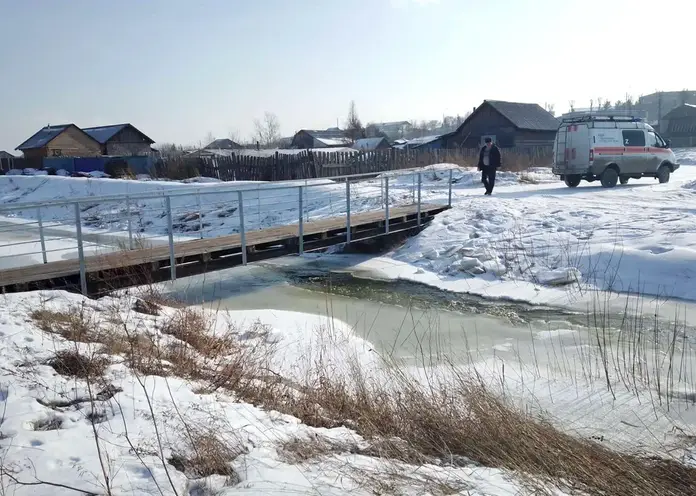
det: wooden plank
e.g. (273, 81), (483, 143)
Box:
(0, 203), (447, 287)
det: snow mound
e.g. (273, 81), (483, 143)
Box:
(534, 267), (581, 286)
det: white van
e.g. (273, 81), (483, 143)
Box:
(552, 113), (680, 188)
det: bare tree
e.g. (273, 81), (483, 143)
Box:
(345, 100), (365, 142)
(602, 100), (612, 110)
(543, 103), (556, 116)
(253, 112), (281, 148)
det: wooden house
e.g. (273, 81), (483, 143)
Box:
(16, 124), (102, 159)
(444, 100), (559, 149)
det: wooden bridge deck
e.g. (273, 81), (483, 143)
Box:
(0, 202), (448, 293)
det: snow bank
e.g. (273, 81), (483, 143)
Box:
(384, 155), (696, 302)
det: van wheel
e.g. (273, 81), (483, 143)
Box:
(619, 176), (629, 185)
(657, 165), (670, 184)
(564, 175), (581, 188)
(600, 168), (619, 188)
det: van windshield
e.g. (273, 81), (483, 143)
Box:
(647, 131), (664, 148)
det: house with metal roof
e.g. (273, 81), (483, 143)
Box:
(15, 124), (102, 159)
(290, 129), (352, 149)
(444, 100), (560, 149)
(82, 123), (155, 156)
(660, 103), (696, 148)
(352, 137), (391, 151)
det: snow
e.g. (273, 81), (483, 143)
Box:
(4, 150), (696, 304)
(0, 290), (525, 495)
(375, 149), (696, 303)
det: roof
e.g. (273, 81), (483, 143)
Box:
(16, 124), (89, 151)
(663, 103), (696, 119)
(0, 151), (16, 159)
(301, 129), (346, 139)
(352, 137), (389, 150)
(82, 124), (155, 144)
(483, 100), (559, 131)
(203, 138), (241, 150)
(315, 136), (353, 147)
(405, 134), (442, 147)
(376, 121), (411, 127)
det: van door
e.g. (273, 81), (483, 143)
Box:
(621, 129), (646, 174)
(645, 130), (662, 172)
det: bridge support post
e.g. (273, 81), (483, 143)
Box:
(298, 187), (304, 254)
(385, 177), (390, 234)
(417, 172), (422, 227)
(37, 206), (47, 264)
(448, 169), (453, 207)
(166, 197), (176, 281)
(126, 196), (134, 250)
(237, 191), (247, 265)
(74, 203), (87, 295)
(345, 181), (351, 244)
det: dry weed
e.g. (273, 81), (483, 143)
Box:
(47, 350), (109, 379)
(168, 428), (244, 481)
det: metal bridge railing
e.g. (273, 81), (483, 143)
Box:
(0, 166), (457, 294)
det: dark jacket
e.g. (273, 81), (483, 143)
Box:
(478, 144), (501, 169)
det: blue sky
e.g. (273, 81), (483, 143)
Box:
(1, 0), (694, 152)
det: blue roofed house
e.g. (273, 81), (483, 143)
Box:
(16, 124), (102, 159)
(82, 123), (155, 156)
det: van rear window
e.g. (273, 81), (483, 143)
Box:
(622, 130), (645, 147)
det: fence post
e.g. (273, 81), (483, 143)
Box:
(298, 186), (304, 254)
(237, 191), (247, 265)
(346, 180), (351, 243)
(448, 169), (453, 207)
(37, 206), (47, 264)
(417, 172), (422, 227)
(385, 176), (390, 234)
(74, 203), (87, 295)
(126, 196), (134, 250)
(164, 197), (176, 281)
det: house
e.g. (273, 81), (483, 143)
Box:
(352, 137), (391, 151)
(637, 90), (696, 124)
(0, 151), (15, 159)
(661, 104), (696, 147)
(82, 123), (155, 156)
(405, 134), (449, 150)
(444, 100), (559, 149)
(374, 121), (412, 139)
(203, 138), (241, 150)
(16, 124), (102, 159)
(291, 129), (352, 148)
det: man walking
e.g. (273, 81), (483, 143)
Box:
(478, 137), (501, 195)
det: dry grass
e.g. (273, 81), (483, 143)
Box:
(31, 308), (96, 342)
(47, 350), (109, 379)
(278, 435), (354, 464)
(168, 428), (244, 481)
(233, 362), (696, 496)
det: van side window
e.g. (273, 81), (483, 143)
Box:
(622, 130), (645, 147)
(647, 131), (660, 147)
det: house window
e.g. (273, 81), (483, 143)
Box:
(52, 149), (62, 156)
(622, 130), (645, 147)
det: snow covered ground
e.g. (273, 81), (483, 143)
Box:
(364, 149), (696, 305)
(0, 290), (528, 495)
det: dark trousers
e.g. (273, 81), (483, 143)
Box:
(481, 167), (497, 194)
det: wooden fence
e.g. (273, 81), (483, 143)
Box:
(157, 146), (553, 182)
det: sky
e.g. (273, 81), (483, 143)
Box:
(1, 0), (694, 152)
